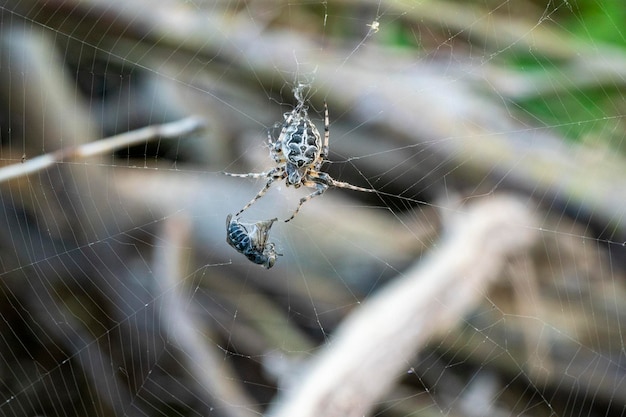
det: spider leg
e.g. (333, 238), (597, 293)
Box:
(314, 170), (376, 194)
(284, 180), (328, 222)
(316, 105), (373, 193)
(321, 101), (329, 160)
(284, 170), (377, 222)
(327, 177), (377, 193)
(235, 168), (285, 216)
(224, 171), (270, 179)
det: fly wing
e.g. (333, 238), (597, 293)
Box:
(252, 217), (278, 250)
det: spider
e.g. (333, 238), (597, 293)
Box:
(226, 214), (280, 269)
(226, 92), (375, 222)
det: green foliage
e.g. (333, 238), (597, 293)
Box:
(503, 1), (626, 148)
(567, 0), (626, 47)
(517, 86), (623, 143)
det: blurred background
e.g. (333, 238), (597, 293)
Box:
(0, 1), (625, 416)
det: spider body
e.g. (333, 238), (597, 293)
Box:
(275, 110), (325, 187)
(226, 89), (374, 222)
(226, 214), (279, 269)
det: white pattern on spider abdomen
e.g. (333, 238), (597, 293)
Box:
(279, 116), (322, 186)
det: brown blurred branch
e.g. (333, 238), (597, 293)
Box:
(154, 214), (259, 417)
(0, 116), (206, 183)
(268, 195), (538, 417)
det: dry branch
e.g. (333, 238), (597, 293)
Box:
(268, 195), (538, 417)
(154, 215), (259, 417)
(0, 116), (206, 183)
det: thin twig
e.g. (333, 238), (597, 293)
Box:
(0, 116), (206, 182)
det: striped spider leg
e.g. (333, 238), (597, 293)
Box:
(285, 170), (377, 222)
(226, 167), (287, 217)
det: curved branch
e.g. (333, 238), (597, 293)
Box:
(0, 116), (206, 183)
(268, 195), (539, 417)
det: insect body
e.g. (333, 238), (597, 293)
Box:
(226, 86), (375, 222)
(226, 214), (280, 269)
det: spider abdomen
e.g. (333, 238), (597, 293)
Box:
(281, 117), (322, 169)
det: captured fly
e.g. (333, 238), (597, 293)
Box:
(226, 214), (280, 269)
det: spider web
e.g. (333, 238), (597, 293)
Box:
(0, 1), (625, 417)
